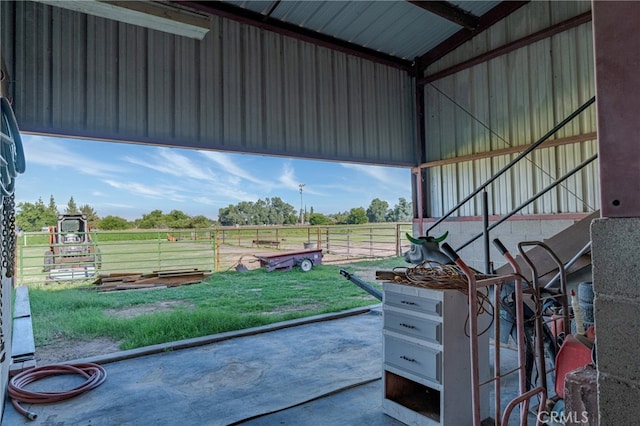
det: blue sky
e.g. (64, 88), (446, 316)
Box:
(17, 134), (412, 221)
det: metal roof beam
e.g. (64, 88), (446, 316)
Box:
(176, 1), (414, 71)
(37, 0), (211, 40)
(419, 11), (592, 85)
(264, 1), (281, 19)
(408, 1), (479, 30)
(418, 1), (528, 68)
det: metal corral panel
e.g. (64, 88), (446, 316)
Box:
(2, 1), (416, 166)
(423, 1), (598, 216)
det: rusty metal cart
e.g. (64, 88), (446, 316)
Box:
(257, 248), (323, 272)
(516, 241), (571, 399)
(441, 240), (548, 426)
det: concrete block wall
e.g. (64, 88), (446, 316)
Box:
(591, 217), (640, 424)
(418, 215), (583, 272)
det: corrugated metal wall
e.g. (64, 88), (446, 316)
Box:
(423, 0), (598, 217)
(0, 1), (416, 166)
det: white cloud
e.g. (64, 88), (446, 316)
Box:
(278, 162), (323, 196)
(199, 151), (265, 185)
(124, 147), (218, 181)
(102, 175), (260, 208)
(103, 179), (169, 199)
(101, 202), (136, 209)
(278, 162), (298, 189)
(341, 163), (409, 191)
(122, 149), (270, 204)
(191, 196), (217, 205)
(22, 135), (126, 177)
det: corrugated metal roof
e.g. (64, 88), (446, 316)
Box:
(4, 2), (416, 166)
(223, 0), (498, 60)
(451, 1), (502, 17)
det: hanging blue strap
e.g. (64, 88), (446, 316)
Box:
(0, 97), (26, 197)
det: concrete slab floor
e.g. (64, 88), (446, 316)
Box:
(2, 306), (537, 426)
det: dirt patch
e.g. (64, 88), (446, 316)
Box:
(104, 300), (194, 318)
(35, 336), (122, 366)
(263, 303), (323, 315)
(35, 300), (194, 365)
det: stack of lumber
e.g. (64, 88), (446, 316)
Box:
(91, 269), (212, 292)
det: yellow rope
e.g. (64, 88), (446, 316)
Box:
(391, 260), (494, 335)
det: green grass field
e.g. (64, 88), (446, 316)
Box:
(27, 256), (407, 352)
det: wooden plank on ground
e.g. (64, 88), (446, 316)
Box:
(13, 286), (31, 319)
(156, 269), (210, 278)
(93, 273), (143, 284)
(96, 284), (165, 292)
(91, 269), (211, 291)
(103, 275), (143, 283)
(133, 275), (208, 287)
(12, 316), (35, 359)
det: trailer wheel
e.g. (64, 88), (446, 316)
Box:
(299, 258), (313, 272)
(95, 248), (102, 269)
(43, 251), (54, 272)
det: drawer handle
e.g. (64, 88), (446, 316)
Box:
(400, 300), (417, 306)
(399, 323), (416, 329)
(400, 355), (416, 363)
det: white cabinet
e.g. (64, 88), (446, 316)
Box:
(382, 282), (490, 425)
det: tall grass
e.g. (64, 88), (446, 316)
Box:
(27, 257), (406, 351)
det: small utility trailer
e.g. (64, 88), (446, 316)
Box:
(257, 249), (323, 272)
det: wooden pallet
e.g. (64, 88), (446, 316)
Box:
(90, 268), (212, 292)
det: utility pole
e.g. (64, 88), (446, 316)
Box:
(299, 183), (305, 224)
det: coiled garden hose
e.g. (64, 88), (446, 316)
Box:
(8, 363), (107, 420)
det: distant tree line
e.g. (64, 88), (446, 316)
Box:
(218, 196), (412, 226)
(217, 197), (298, 226)
(16, 196), (101, 232)
(15, 196), (214, 232)
(15, 195), (413, 232)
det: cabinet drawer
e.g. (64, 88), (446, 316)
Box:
(384, 336), (441, 384)
(384, 291), (441, 316)
(384, 310), (441, 344)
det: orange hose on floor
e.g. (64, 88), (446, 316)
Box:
(8, 363), (107, 420)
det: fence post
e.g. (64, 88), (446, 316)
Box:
(214, 230), (220, 272)
(18, 245), (23, 286)
(396, 223), (401, 257)
(326, 228), (330, 252)
(369, 227), (373, 257)
(157, 231), (162, 271)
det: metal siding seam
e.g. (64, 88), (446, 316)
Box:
(362, 61), (377, 161)
(267, 32), (285, 152)
(222, 19), (242, 146)
(318, 48), (335, 158)
(333, 53), (349, 159)
(346, 56), (363, 160)
(283, 39), (301, 153)
(243, 26), (262, 147)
